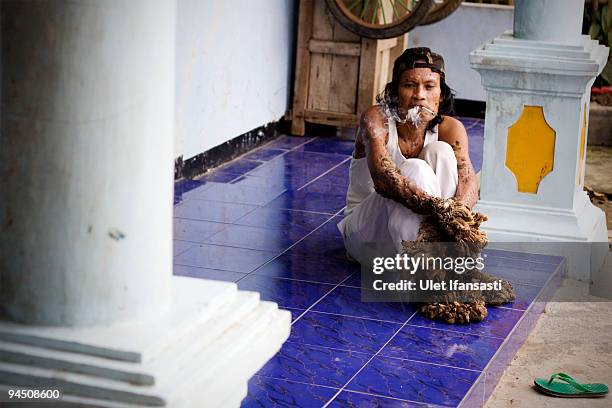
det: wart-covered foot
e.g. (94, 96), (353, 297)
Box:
(420, 301), (488, 324)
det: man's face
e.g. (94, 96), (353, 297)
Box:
(396, 67), (442, 116)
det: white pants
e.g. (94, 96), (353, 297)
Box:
(339, 141), (459, 263)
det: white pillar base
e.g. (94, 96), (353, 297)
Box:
(0, 277), (291, 407)
(476, 192), (608, 281)
(470, 32), (610, 281)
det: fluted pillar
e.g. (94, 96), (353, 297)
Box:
(0, 0), (174, 326)
(0, 2), (290, 405)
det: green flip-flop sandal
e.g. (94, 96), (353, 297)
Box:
(534, 373), (609, 398)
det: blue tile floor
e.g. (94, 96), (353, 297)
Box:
(173, 118), (564, 407)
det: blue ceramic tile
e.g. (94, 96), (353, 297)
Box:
(204, 224), (303, 252)
(468, 130), (484, 146)
(256, 342), (370, 388)
(470, 156), (482, 174)
(289, 311), (401, 354)
(233, 207), (330, 232)
(466, 122), (483, 134)
(306, 216), (344, 238)
(320, 214), (344, 226)
(281, 164), (342, 182)
(501, 283), (542, 311)
(173, 199), (257, 223)
(463, 123), (480, 132)
(265, 135), (315, 150)
(230, 173), (311, 191)
(312, 286), (417, 324)
(481, 248), (564, 265)
(196, 169), (240, 183)
(266, 190), (346, 215)
(237, 274), (334, 309)
(482, 261), (558, 287)
(173, 240), (195, 257)
(174, 179), (207, 197)
(216, 159), (264, 175)
(241, 376), (337, 408)
(283, 247), (355, 274)
(467, 129), (483, 141)
(288, 220), (347, 259)
(458, 116), (479, 126)
(298, 138), (356, 156)
(380, 325), (503, 371)
(173, 218), (227, 243)
(346, 356), (479, 406)
(242, 148), (287, 162)
(173, 264), (247, 282)
(250, 151), (347, 179)
(300, 179), (348, 196)
(281, 150), (348, 167)
(177, 182), (212, 201)
(171, 134), (553, 408)
(174, 243), (278, 273)
(408, 306), (524, 339)
(467, 122), (483, 135)
(483, 254), (561, 273)
(253, 253), (357, 285)
(328, 391), (436, 408)
(472, 120), (485, 128)
(340, 272), (365, 289)
(248, 165), (329, 189)
(182, 182), (285, 205)
(299, 164), (350, 194)
(281, 307), (307, 322)
(467, 135), (483, 173)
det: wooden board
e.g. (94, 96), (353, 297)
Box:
(357, 37), (378, 117)
(308, 40), (360, 56)
(291, 0), (315, 135)
(307, 0), (334, 112)
(328, 11), (360, 115)
(304, 109), (359, 127)
(291, 0), (408, 135)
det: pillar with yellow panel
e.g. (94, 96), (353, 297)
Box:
(469, 0), (609, 281)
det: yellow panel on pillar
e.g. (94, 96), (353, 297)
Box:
(505, 106), (556, 194)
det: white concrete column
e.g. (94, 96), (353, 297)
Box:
(0, 2), (291, 405)
(0, 0), (174, 326)
(514, 0), (584, 45)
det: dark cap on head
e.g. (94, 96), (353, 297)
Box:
(392, 47), (445, 82)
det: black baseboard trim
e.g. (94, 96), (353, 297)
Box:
(174, 119), (290, 180)
(454, 99), (486, 119)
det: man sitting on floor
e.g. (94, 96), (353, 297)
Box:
(337, 47), (478, 261)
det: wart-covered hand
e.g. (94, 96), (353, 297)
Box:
(423, 197), (488, 244)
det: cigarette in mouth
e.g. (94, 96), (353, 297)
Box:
(420, 106), (435, 115)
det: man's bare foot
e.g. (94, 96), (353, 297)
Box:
(420, 301), (488, 324)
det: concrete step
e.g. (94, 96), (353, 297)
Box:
(0, 278), (239, 363)
(0, 289), (260, 386)
(0, 277), (291, 407)
(0, 300), (289, 406)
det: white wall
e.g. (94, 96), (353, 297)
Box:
(175, 0), (296, 160)
(408, 3), (514, 101)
